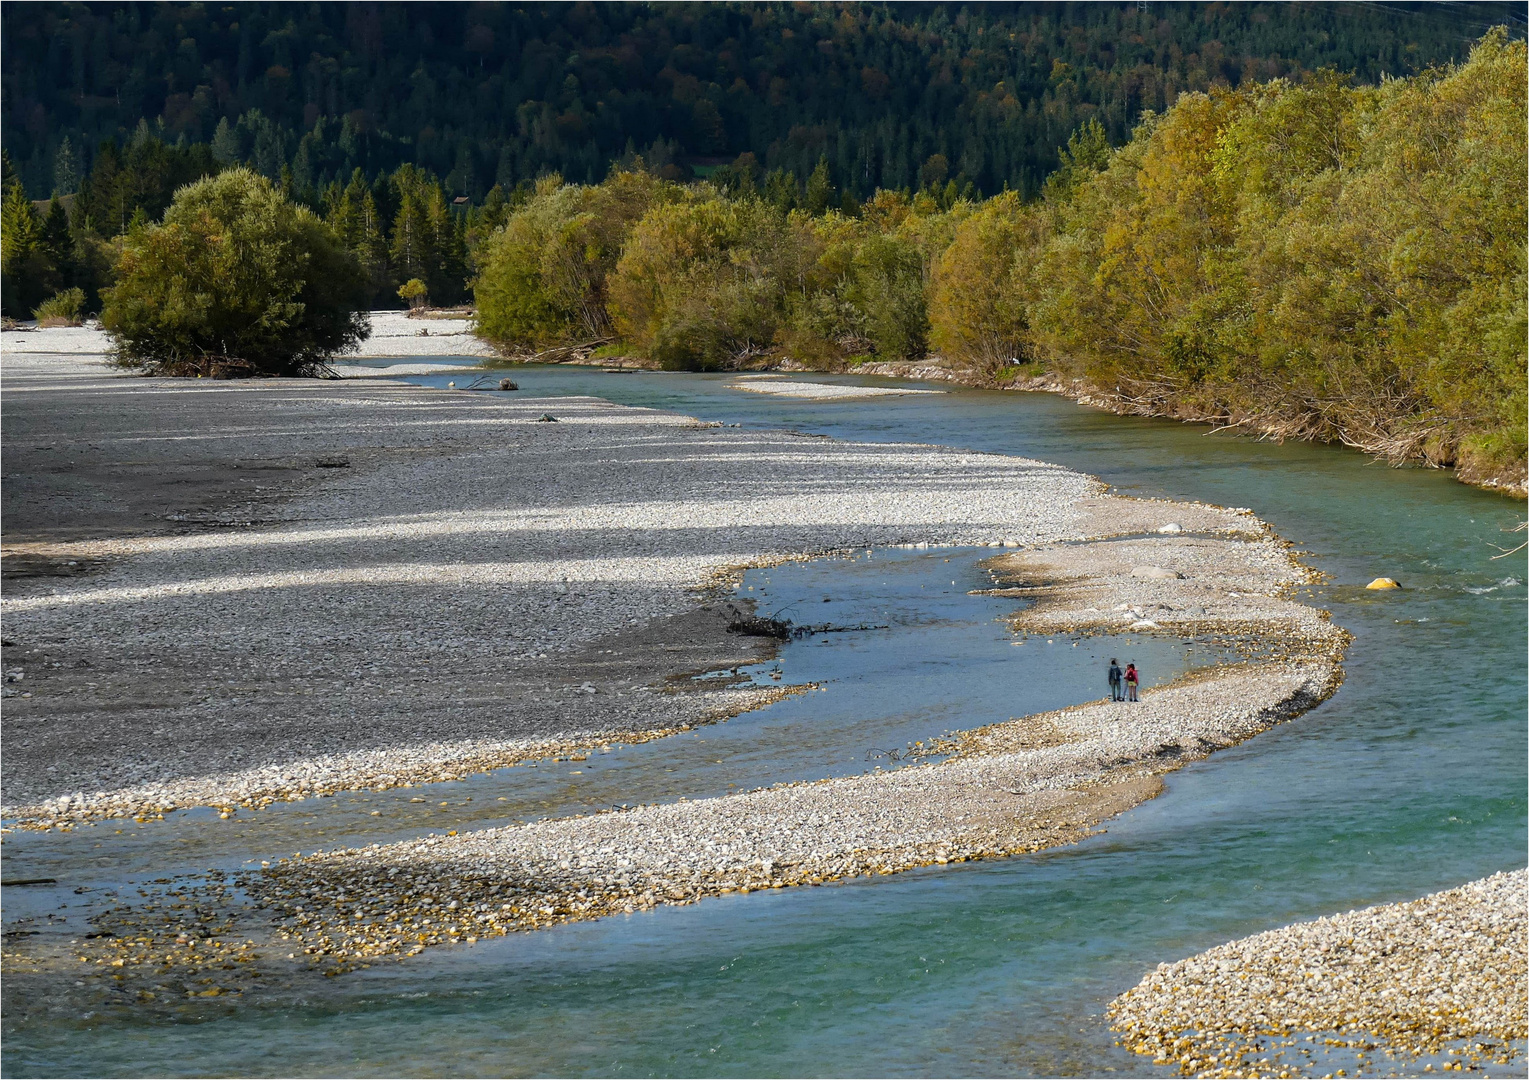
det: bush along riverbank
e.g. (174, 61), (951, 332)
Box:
(472, 30), (1526, 497)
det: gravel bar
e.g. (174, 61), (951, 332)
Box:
(3, 343), (1098, 826)
(252, 659), (1337, 967)
(1109, 870), (1528, 1077)
(985, 496), (1349, 662)
(345, 310), (497, 359)
(3, 331), (1364, 1012)
(729, 375), (945, 399)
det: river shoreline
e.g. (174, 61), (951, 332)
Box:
(547, 347), (1528, 499)
(248, 661), (1339, 971)
(243, 491), (1347, 967)
(5, 330), (1519, 1079)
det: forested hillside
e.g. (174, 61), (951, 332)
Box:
(3, 1), (1520, 199)
(471, 31), (1526, 489)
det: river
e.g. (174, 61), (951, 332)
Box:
(4, 367), (1523, 1077)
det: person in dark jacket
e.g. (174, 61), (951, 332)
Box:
(1107, 658), (1123, 701)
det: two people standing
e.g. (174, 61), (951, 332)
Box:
(1108, 659), (1139, 702)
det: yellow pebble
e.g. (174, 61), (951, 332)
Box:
(1365, 577), (1400, 589)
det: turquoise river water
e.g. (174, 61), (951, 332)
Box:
(3, 366), (1524, 1077)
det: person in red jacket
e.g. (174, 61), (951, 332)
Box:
(1124, 662), (1139, 702)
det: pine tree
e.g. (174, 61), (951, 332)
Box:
(357, 189), (391, 305)
(805, 156), (836, 215)
(1, 182), (41, 262)
(390, 181), (434, 293)
(211, 117), (241, 165)
(425, 184), (466, 304)
(1, 180), (49, 315)
(53, 137), (80, 196)
(86, 141), (128, 235)
(323, 183), (355, 247)
(41, 196), (74, 288)
(292, 136), (317, 196)
(764, 168), (800, 212)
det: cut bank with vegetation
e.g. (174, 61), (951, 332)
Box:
(473, 32), (1526, 492)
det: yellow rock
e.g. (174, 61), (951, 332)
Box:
(1365, 577), (1401, 590)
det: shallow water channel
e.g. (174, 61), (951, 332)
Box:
(4, 365), (1524, 1077)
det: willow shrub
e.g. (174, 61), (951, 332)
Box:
(928, 191), (1045, 373)
(474, 168), (681, 354)
(780, 211), (932, 365)
(608, 197), (818, 369)
(33, 287), (86, 326)
(102, 169), (369, 376)
(1030, 30), (1526, 476)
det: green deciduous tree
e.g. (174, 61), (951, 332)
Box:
(475, 168), (681, 352)
(846, 231), (928, 362)
(102, 168), (369, 375)
(1029, 30), (1527, 483)
(929, 191), (1044, 373)
(609, 196), (817, 369)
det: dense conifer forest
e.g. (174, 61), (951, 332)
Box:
(3, 2), (1521, 199)
(0, 2), (1523, 487)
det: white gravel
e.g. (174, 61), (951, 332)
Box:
(988, 496), (1348, 660)
(1110, 869), (1528, 1077)
(0, 311), (495, 363)
(730, 375), (945, 399)
(345, 310), (496, 359)
(256, 660), (1339, 963)
(4, 339), (1374, 1040)
(2, 347), (1097, 824)
(1, 324), (114, 354)
(328, 361), (486, 378)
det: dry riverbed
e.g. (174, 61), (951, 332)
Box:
(231, 486), (1350, 968)
(3, 338), (1101, 828)
(728, 374), (945, 399)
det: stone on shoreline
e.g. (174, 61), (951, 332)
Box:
(1131, 565), (1184, 579)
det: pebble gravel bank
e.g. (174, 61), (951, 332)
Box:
(3, 330), (1373, 1031)
(729, 375), (945, 399)
(251, 660), (1339, 966)
(2, 344), (1096, 827)
(1109, 869), (1528, 1077)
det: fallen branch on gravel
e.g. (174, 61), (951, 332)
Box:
(725, 603), (794, 639)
